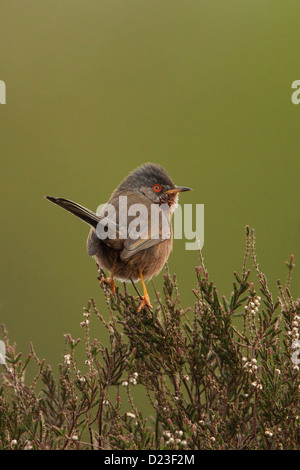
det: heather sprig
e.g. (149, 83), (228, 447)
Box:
(0, 227), (299, 450)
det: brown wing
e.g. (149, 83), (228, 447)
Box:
(87, 216), (126, 255)
(87, 193), (171, 260)
(120, 201), (171, 260)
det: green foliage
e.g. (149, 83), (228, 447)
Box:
(0, 227), (299, 450)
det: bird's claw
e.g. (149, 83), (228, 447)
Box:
(137, 294), (153, 312)
(100, 277), (116, 294)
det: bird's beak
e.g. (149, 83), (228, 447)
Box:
(163, 186), (192, 194)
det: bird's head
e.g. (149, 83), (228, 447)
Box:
(115, 163), (191, 210)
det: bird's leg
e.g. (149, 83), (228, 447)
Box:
(137, 269), (153, 312)
(100, 276), (116, 294)
(100, 255), (117, 294)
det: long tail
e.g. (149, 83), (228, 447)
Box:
(46, 196), (100, 228)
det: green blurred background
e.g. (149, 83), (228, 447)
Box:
(0, 1), (299, 375)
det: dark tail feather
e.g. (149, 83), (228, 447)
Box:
(45, 196), (99, 228)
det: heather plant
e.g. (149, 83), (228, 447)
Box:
(0, 227), (299, 450)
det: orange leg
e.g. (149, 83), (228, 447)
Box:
(137, 269), (153, 312)
(100, 255), (117, 294)
(100, 276), (116, 294)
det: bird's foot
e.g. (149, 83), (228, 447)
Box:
(137, 294), (153, 312)
(100, 277), (116, 294)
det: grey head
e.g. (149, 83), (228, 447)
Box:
(111, 163), (191, 205)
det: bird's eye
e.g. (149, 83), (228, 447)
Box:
(152, 184), (162, 193)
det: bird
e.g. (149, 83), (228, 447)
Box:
(46, 163), (191, 312)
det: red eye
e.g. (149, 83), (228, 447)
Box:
(152, 184), (162, 193)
